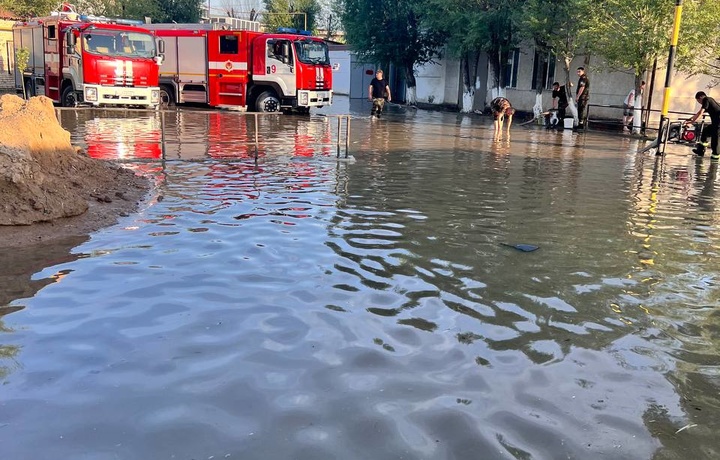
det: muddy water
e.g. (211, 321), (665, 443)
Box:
(1, 99), (719, 459)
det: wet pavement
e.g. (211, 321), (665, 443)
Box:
(1, 97), (719, 459)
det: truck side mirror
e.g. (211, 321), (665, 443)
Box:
(282, 42), (290, 65)
(66, 31), (76, 54)
(157, 39), (165, 56)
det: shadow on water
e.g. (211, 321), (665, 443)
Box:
(0, 236), (88, 379)
(0, 101), (718, 459)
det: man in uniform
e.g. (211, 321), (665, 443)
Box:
(368, 70), (391, 118)
(686, 91), (720, 159)
(576, 67), (590, 129)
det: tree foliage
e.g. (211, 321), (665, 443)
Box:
(676, 0), (720, 81)
(422, 0), (522, 109)
(0, 0), (56, 17)
(588, 0), (673, 78)
(263, 0), (320, 32)
(72, 0), (200, 23)
(317, 0), (343, 40)
(341, 0), (445, 90)
(520, 0), (594, 87)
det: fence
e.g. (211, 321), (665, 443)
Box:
(586, 103), (702, 136)
(55, 108), (354, 163)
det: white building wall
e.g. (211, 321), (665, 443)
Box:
(415, 44), (718, 124)
(329, 49), (351, 95)
(443, 58), (461, 106)
(415, 60), (446, 105)
(497, 51), (635, 119)
(0, 21), (15, 91)
(415, 56), (461, 107)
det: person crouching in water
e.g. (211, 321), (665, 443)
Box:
(491, 97), (515, 134)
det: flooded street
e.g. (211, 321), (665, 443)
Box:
(1, 98), (719, 459)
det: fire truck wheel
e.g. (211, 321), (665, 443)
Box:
(61, 86), (78, 107)
(256, 91), (280, 113)
(159, 86), (175, 108)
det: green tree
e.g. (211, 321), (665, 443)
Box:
(263, 0), (320, 32)
(15, 48), (30, 99)
(79, 0), (203, 23)
(0, 0), (56, 17)
(424, 0), (523, 111)
(317, 0), (343, 40)
(676, 0), (720, 82)
(342, 0), (445, 104)
(154, 0), (204, 22)
(591, 0), (673, 82)
(520, 0), (595, 120)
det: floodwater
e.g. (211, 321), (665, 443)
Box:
(1, 98), (719, 459)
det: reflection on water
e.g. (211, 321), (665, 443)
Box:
(0, 103), (718, 459)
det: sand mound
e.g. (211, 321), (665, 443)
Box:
(0, 94), (150, 242)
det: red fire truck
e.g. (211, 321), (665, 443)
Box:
(13, 9), (162, 108)
(144, 23), (332, 113)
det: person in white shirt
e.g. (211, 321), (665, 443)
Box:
(622, 81), (645, 132)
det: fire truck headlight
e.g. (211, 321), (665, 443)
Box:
(151, 90), (160, 103)
(85, 87), (98, 102)
(299, 92), (309, 106)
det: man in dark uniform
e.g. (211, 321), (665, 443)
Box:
(368, 69), (392, 118)
(576, 67), (590, 128)
(551, 81), (568, 127)
(686, 91), (720, 159)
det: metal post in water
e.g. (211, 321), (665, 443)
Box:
(160, 110), (166, 161)
(657, 0), (684, 156)
(336, 116), (342, 158)
(254, 113), (259, 164)
(345, 116), (351, 158)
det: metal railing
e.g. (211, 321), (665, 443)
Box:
(585, 103), (701, 136)
(55, 107), (353, 162)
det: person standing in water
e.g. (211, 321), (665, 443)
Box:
(576, 67), (590, 129)
(368, 70), (392, 118)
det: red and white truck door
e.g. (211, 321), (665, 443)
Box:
(260, 37), (296, 98)
(43, 21), (61, 101)
(207, 30), (248, 107)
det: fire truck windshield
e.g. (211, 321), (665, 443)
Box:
(82, 31), (156, 58)
(294, 40), (329, 65)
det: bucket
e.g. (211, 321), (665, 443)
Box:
(563, 118), (574, 129)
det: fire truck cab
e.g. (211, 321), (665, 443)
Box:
(146, 23), (332, 113)
(13, 10), (162, 108)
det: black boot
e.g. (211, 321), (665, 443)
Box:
(692, 143), (706, 156)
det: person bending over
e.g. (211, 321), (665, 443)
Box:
(491, 97), (515, 134)
(686, 91), (720, 159)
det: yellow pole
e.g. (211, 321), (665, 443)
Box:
(657, 0), (683, 155)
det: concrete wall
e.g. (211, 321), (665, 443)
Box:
(415, 56), (462, 108)
(0, 20), (15, 91)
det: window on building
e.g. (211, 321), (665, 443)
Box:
(220, 35), (238, 54)
(531, 51), (556, 90)
(502, 48), (520, 88)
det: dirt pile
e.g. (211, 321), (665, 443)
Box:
(0, 94), (150, 246)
